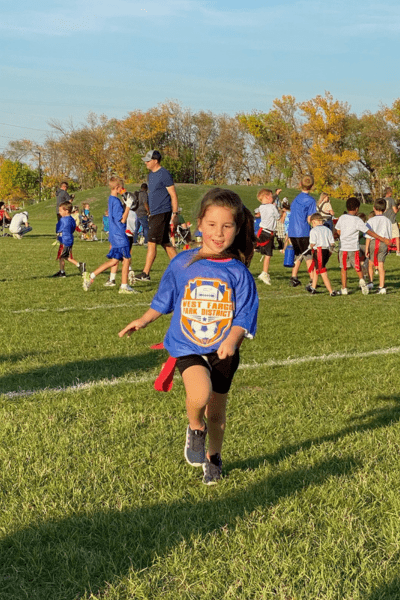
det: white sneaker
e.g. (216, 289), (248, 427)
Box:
(83, 272), (93, 291)
(258, 272), (271, 285)
(128, 270), (135, 286)
(367, 282), (374, 290)
(119, 285), (138, 294)
(341, 288), (348, 295)
(104, 279), (116, 287)
(377, 287), (387, 294)
(361, 283), (369, 295)
(396, 252), (400, 257)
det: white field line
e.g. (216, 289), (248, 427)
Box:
(2, 345), (400, 400)
(11, 303), (151, 314)
(9, 294), (311, 314)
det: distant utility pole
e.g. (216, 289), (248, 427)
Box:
(193, 142), (196, 185)
(36, 151), (42, 202)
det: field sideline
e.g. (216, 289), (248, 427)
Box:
(1, 185), (400, 599)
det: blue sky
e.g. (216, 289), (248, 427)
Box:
(1, 0), (399, 150)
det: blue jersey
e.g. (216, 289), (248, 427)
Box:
(56, 215), (76, 247)
(148, 167), (174, 216)
(108, 195), (129, 248)
(150, 248), (258, 358)
(288, 192), (316, 238)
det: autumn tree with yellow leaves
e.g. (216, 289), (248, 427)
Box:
(4, 94), (400, 199)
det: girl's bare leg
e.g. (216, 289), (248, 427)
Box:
(205, 391), (228, 457)
(182, 365), (212, 431)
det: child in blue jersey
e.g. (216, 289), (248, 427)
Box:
(83, 177), (136, 293)
(119, 188), (258, 485)
(53, 202), (86, 278)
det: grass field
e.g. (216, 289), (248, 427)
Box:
(1, 186), (400, 600)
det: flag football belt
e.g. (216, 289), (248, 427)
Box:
(256, 227), (274, 247)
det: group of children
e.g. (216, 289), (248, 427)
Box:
(254, 183), (394, 296)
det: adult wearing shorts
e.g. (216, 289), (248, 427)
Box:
(135, 150), (179, 281)
(288, 174), (317, 287)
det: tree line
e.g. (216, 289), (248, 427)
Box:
(2, 92), (400, 203)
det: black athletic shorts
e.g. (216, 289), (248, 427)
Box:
(290, 236), (312, 260)
(148, 211), (172, 246)
(256, 229), (274, 256)
(57, 244), (73, 260)
(176, 350), (240, 394)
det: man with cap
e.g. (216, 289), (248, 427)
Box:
(134, 150), (179, 281)
(56, 181), (74, 222)
(9, 211), (32, 239)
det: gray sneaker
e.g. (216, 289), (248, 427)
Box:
(184, 424), (207, 467)
(202, 454), (222, 485)
(78, 262), (86, 274)
(104, 279), (116, 287)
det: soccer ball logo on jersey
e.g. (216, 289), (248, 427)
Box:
(181, 278), (233, 347)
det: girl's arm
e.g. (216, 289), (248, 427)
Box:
(217, 325), (245, 360)
(118, 308), (162, 338)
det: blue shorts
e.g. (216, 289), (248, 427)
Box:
(107, 245), (131, 260)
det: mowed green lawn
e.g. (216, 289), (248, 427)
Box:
(1, 186), (400, 600)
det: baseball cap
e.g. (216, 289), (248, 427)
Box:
(142, 150), (162, 162)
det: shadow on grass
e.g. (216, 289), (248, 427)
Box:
(0, 351), (52, 364)
(0, 353), (160, 396)
(0, 455), (359, 600)
(226, 394), (400, 474)
(367, 579), (400, 600)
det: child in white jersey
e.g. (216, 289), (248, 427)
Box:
(254, 188), (280, 285)
(307, 213), (340, 296)
(365, 198), (392, 294)
(335, 197), (391, 295)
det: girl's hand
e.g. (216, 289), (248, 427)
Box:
(366, 250), (370, 258)
(118, 308), (162, 338)
(217, 339), (237, 360)
(118, 318), (148, 338)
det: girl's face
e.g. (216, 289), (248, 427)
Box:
(198, 205), (237, 255)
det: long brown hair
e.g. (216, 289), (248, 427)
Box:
(194, 188), (256, 266)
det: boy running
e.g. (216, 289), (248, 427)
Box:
(53, 202), (86, 278)
(83, 177), (136, 293)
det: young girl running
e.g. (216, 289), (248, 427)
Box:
(119, 188), (258, 485)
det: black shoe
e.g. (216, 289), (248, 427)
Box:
(134, 271), (151, 281)
(289, 277), (301, 287)
(78, 262), (86, 274)
(330, 290), (341, 297)
(305, 283), (317, 294)
(202, 454), (222, 485)
(52, 270), (66, 278)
